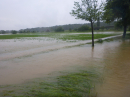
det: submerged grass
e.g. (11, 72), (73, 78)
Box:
(58, 34), (116, 41)
(0, 34), (44, 39)
(0, 68), (101, 97)
(27, 71), (97, 97)
(0, 32), (118, 41)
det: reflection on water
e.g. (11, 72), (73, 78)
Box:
(91, 47), (94, 58)
(95, 39), (130, 97)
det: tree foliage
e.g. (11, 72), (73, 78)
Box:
(78, 25), (91, 31)
(103, 0), (130, 38)
(1, 30), (6, 34)
(55, 27), (64, 32)
(128, 26), (130, 31)
(70, 0), (103, 46)
(11, 30), (17, 34)
(114, 21), (123, 30)
(70, 0), (102, 23)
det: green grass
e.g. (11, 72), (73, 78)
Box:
(0, 68), (101, 97)
(40, 32), (119, 41)
(27, 71), (97, 97)
(58, 34), (116, 41)
(0, 32), (119, 41)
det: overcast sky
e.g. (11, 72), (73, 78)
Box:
(0, 0), (102, 30)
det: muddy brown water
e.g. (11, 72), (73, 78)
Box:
(95, 39), (130, 97)
(0, 38), (130, 96)
(0, 38), (92, 85)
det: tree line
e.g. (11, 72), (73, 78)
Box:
(70, 0), (130, 46)
(0, 21), (117, 34)
(1, 0), (130, 37)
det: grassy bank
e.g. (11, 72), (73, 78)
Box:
(57, 34), (117, 41)
(0, 32), (119, 41)
(0, 67), (101, 97)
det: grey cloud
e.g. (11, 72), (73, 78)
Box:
(0, 0), (102, 30)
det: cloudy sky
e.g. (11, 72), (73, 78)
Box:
(0, 0), (102, 30)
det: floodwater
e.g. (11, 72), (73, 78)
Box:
(95, 39), (130, 97)
(0, 37), (91, 85)
(0, 37), (130, 96)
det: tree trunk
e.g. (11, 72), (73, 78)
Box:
(123, 25), (127, 38)
(91, 21), (94, 47)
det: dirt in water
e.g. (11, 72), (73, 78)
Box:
(0, 38), (130, 97)
(95, 39), (130, 97)
(0, 38), (93, 85)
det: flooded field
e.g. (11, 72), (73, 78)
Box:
(0, 37), (91, 85)
(96, 39), (130, 97)
(0, 35), (130, 96)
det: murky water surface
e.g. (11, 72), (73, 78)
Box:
(95, 39), (130, 97)
(0, 37), (130, 96)
(0, 38), (91, 85)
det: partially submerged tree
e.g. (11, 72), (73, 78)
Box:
(103, 0), (130, 38)
(70, 0), (103, 47)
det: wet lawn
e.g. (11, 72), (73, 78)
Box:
(0, 32), (118, 41)
(0, 67), (101, 97)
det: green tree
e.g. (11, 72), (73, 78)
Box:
(100, 26), (105, 30)
(19, 30), (23, 33)
(74, 28), (78, 31)
(114, 21), (123, 30)
(78, 25), (90, 31)
(128, 26), (130, 31)
(55, 27), (64, 32)
(97, 17), (100, 29)
(103, 0), (130, 38)
(69, 28), (72, 32)
(70, 0), (103, 47)
(46, 29), (50, 32)
(11, 30), (17, 34)
(1, 30), (6, 34)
